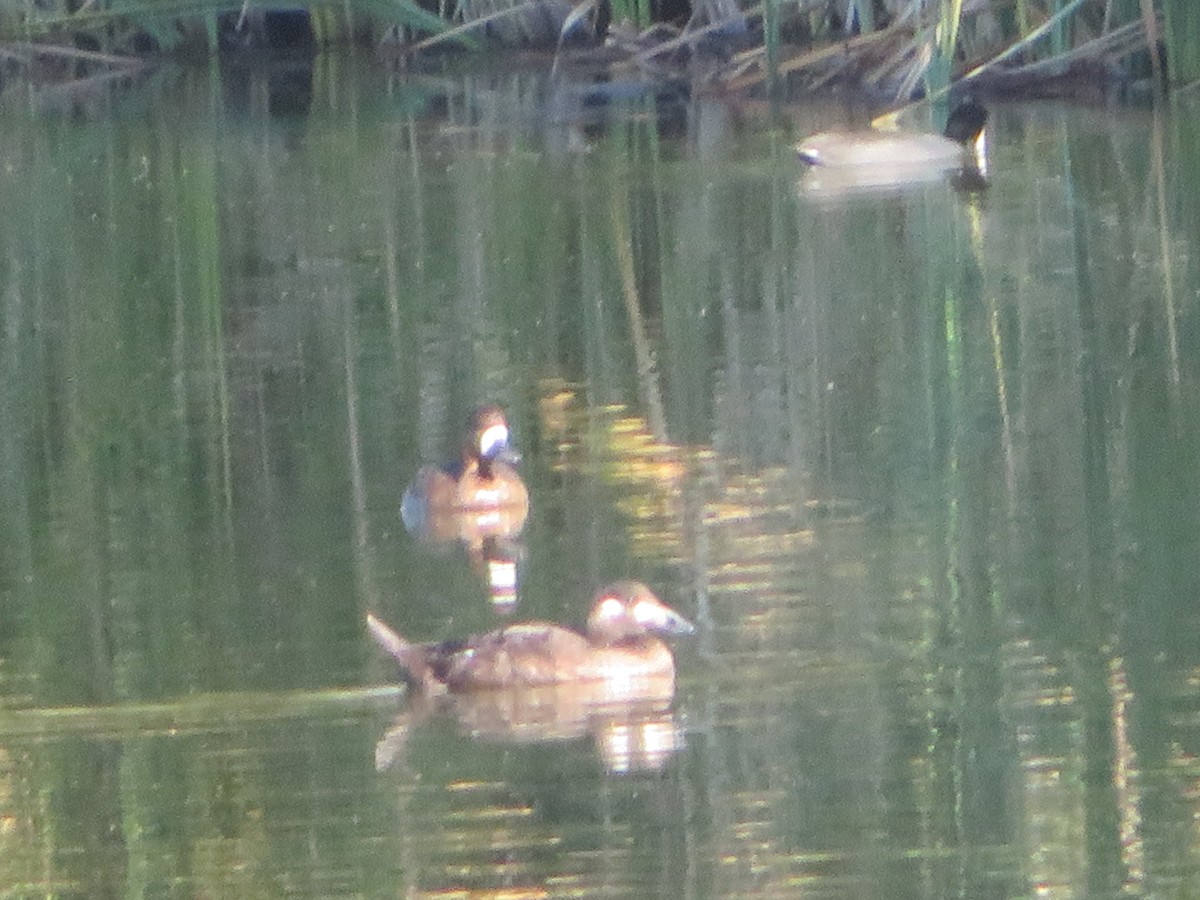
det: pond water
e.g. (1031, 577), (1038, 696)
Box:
(2, 54), (1200, 899)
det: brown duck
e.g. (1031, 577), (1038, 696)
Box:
(366, 581), (695, 694)
(401, 405), (529, 521)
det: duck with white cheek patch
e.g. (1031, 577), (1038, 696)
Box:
(366, 581), (695, 694)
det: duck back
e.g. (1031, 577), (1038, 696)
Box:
(797, 99), (988, 170)
(429, 623), (592, 689)
(797, 130), (967, 168)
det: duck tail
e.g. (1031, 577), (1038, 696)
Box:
(366, 613), (410, 660)
(366, 613), (437, 688)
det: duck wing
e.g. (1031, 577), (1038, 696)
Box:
(433, 623), (592, 689)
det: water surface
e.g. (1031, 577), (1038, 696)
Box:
(1, 57), (1199, 898)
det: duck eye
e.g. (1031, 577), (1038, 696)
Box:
(478, 424), (509, 458)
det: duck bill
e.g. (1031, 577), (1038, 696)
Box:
(648, 605), (696, 637)
(493, 445), (522, 465)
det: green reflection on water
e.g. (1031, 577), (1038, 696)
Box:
(1, 57), (1200, 899)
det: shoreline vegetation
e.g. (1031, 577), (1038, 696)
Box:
(0, 1), (1191, 106)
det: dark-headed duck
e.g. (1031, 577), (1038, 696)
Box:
(366, 581), (694, 693)
(402, 405), (529, 527)
(797, 98), (988, 171)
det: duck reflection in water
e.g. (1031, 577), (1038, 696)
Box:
(796, 97), (989, 199)
(368, 581), (695, 772)
(401, 405), (529, 611)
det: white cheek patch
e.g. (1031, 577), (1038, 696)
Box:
(633, 600), (667, 628)
(595, 596), (625, 622)
(478, 424), (509, 458)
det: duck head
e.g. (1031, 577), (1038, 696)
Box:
(942, 97), (988, 147)
(467, 405), (521, 477)
(585, 581), (696, 645)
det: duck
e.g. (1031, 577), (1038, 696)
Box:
(366, 580), (695, 694)
(796, 97), (988, 171)
(401, 405), (529, 532)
